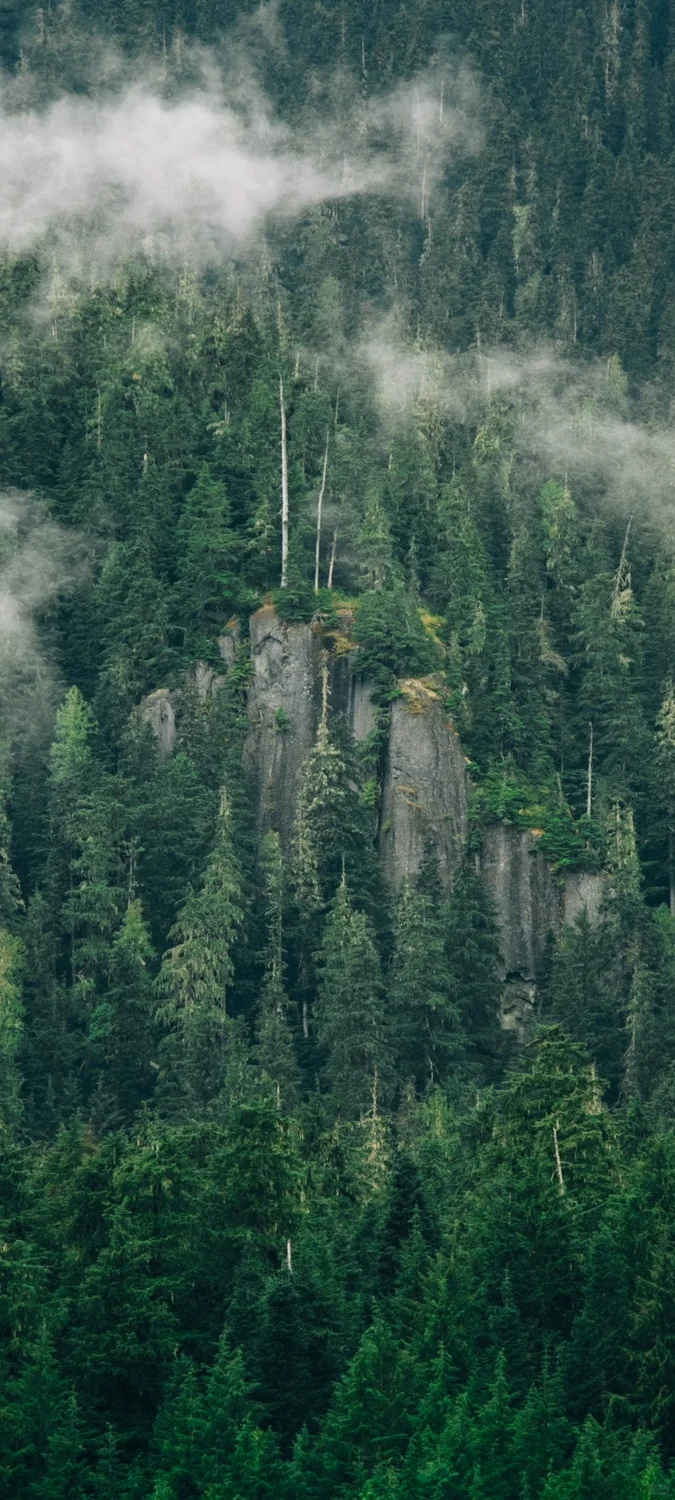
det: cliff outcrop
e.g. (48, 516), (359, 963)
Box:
(245, 606), (322, 846)
(379, 680), (470, 890)
(140, 608), (608, 1028)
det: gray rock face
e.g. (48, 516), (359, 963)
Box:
(351, 677), (378, 742)
(241, 610), (607, 1014)
(218, 619), (241, 669)
(481, 825), (560, 980)
(245, 606), (322, 846)
(379, 681), (470, 889)
(138, 688), (176, 759)
(193, 661), (223, 701)
(563, 871), (605, 928)
(501, 977), (537, 1038)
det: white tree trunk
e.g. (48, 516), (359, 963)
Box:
(314, 434), (329, 592)
(280, 377), (289, 588)
(328, 529), (338, 589)
(586, 722), (593, 819)
(553, 1124), (565, 1196)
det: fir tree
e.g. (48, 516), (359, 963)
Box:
(315, 875), (392, 1120)
(156, 788), (245, 1110)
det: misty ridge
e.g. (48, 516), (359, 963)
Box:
(361, 325), (675, 539)
(0, 42), (482, 272)
(0, 30), (482, 728)
(3, 14), (675, 672)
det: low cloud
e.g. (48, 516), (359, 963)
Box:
(0, 493), (85, 745)
(362, 327), (675, 533)
(0, 54), (481, 275)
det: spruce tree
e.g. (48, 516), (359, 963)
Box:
(389, 877), (461, 1091)
(156, 788), (245, 1110)
(254, 831), (299, 1112)
(315, 875), (392, 1120)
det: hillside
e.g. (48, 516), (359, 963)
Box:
(1, 2), (675, 1495)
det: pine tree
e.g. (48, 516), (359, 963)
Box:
(389, 877), (461, 1091)
(174, 465), (244, 661)
(156, 788), (245, 1110)
(0, 929), (25, 1135)
(444, 866), (504, 1076)
(315, 875), (392, 1120)
(88, 897), (157, 1124)
(254, 832), (299, 1113)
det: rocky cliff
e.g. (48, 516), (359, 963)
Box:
(379, 679), (470, 890)
(245, 606), (323, 846)
(138, 688), (176, 759)
(480, 825), (560, 982)
(479, 826), (605, 1031)
(140, 607), (606, 1022)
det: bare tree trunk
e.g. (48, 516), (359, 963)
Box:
(586, 721), (593, 819)
(553, 1124), (565, 1196)
(280, 377), (289, 588)
(286, 1238), (293, 1273)
(327, 529), (338, 589)
(314, 434), (329, 592)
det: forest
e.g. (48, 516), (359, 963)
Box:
(3, 0), (675, 1494)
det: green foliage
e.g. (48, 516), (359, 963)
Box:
(471, 761), (602, 871)
(390, 876), (462, 1091)
(353, 586), (441, 697)
(174, 465), (252, 661)
(315, 875), (392, 1119)
(5, 1), (675, 1492)
(156, 788), (244, 1111)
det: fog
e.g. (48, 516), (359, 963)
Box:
(0, 493), (85, 744)
(0, 55), (481, 273)
(362, 327), (675, 534)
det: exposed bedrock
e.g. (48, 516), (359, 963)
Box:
(563, 870), (606, 928)
(481, 827), (606, 977)
(379, 680), (470, 890)
(245, 606), (322, 845)
(480, 825), (560, 982)
(244, 611), (382, 847)
(143, 610), (607, 1004)
(138, 688), (176, 760)
(480, 825), (606, 1032)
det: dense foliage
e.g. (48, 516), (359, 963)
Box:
(3, 0), (675, 1494)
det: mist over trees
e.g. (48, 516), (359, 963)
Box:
(2, 1), (675, 1495)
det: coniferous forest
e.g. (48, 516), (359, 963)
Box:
(6, 0), (675, 1494)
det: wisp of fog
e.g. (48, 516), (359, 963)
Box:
(0, 58), (481, 272)
(363, 325), (675, 536)
(0, 494), (85, 746)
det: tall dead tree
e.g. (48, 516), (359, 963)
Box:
(314, 433), (329, 593)
(280, 377), (289, 588)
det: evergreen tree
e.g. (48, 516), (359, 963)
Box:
(315, 876), (392, 1120)
(174, 465), (245, 661)
(389, 877), (461, 1091)
(254, 832), (299, 1113)
(157, 788), (245, 1110)
(444, 866), (504, 1075)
